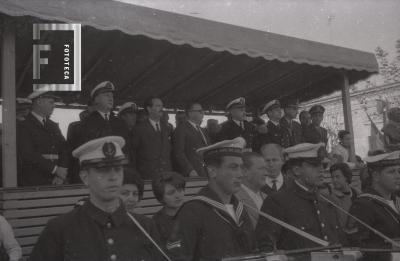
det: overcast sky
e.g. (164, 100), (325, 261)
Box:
(118, 0), (400, 57)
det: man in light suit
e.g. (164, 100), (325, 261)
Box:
(131, 97), (172, 180)
(236, 152), (268, 228)
(173, 102), (210, 177)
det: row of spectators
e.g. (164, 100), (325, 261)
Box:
(9, 80), (380, 186)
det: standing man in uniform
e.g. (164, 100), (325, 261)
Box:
(31, 136), (163, 261)
(256, 143), (345, 252)
(253, 100), (290, 152)
(347, 150), (400, 261)
(303, 105), (328, 146)
(17, 92), (68, 186)
(217, 97), (256, 150)
(77, 81), (130, 155)
(167, 137), (257, 260)
(280, 99), (303, 146)
(131, 97), (172, 180)
(173, 102), (210, 177)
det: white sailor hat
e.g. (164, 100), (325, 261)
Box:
(364, 150), (400, 168)
(197, 137), (246, 160)
(226, 97), (245, 111)
(284, 143), (327, 164)
(90, 81), (115, 99)
(27, 91), (60, 101)
(261, 99), (281, 114)
(118, 102), (138, 116)
(72, 136), (128, 169)
(16, 98), (32, 110)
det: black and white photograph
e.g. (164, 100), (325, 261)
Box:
(0, 0), (400, 260)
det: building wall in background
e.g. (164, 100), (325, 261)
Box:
(301, 82), (400, 157)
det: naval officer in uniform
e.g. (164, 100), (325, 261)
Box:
(217, 97), (256, 150)
(256, 143), (346, 253)
(31, 136), (163, 261)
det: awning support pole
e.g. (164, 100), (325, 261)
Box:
(341, 72), (356, 162)
(1, 17), (17, 187)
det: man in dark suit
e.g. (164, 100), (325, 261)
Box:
(303, 105), (328, 146)
(131, 97), (172, 180)
(217, 97), (256, 149)
(253, 100), (291, 152)
(17, 92), (68, 186)
(280, 99), (303, 146)
(77, 81), (131, 157)
(173, 102), (210, 177)
(260, 143), (289, 196)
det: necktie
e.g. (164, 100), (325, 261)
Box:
(240, 121), (244, 130)
(197, 125), (208, 145)
(156, 123), (161, 132)
(104, 113), (109, 121)
(272, 179), (278, 191)
(42, 118), (46, 126)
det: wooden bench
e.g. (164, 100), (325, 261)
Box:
(0, 178), (208, 260)
(0, 170), (361, 259)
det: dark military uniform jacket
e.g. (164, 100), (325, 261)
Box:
(252, 121), (291, 152)
(303, 124), (328, 145)
(168, 186), (257, 261)
(217, 119), (256, 149)
(66, 120), (84, 184)
(17, 113), (68, 186)
(348, 188), (400, 249)
(256, 181), (345, 252)
(77, 111), (131, 157)
(31, 200), (162, 261)
(280, 117), (303, 146)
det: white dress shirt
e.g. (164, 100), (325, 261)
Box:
(265, 172), (284, 190)
(149, 118), (161, 131)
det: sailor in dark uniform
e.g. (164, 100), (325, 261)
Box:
(280, 99), (303, 146)
(31, 136), (163, 261)
(217, 97), (256, 150)
(77, 81), (131, 158)
(253, 100), (291, 152)
(167, 137), (257, 260)
(347, 150), (400, 261)
(17, 92), (68, 186)
(256, 143), (346, 254)
(303, 105), (328, 146)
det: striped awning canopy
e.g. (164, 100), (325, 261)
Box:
(0, 0), (379, 110)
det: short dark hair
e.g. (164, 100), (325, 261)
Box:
(330, 163), (353, 184)
(123, 168), (145, 200)
(152, 171), (186, 203)
(185, 102), (201, 114)
(242, 152), (263, 169)
(338, 130), (350, 140)
(143, 97), (161, 113)
(260, 143), (284, 159)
